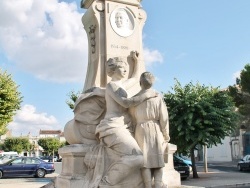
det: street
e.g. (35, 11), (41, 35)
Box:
(0, 161), (250, 188)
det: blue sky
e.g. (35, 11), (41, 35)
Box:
(0, 0), (249, 136)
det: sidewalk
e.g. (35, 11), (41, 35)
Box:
(0, 173), (58, 188)
(181, 161), (250, 188)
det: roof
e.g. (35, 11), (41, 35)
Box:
(39, 130), (62, 135)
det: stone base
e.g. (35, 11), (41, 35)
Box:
(55, 143), (181, 188)
(55, 144), (90, 188)
(56, 175), (86, 188)
(163, 144), (181, 188)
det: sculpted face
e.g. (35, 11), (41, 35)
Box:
(107, 58), (128, 79)
(115, 10), (129, 29)
(114, 64), (127, 79)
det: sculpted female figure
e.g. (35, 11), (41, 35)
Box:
(90, 51), (157, 187)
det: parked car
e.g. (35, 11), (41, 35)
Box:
(174, 156), (190, 180)
(0, 155), (19, 164)
(39, 156), (58, 162)
(0, 151), (18, 157)
(174, 155), (192, 166)
(0, 157), (55, 178)
(237, 154), (250, 171)
(39, 156), (52, 162)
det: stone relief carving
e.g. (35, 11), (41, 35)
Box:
(110, 8), (135, 37)
(89, 25), (96, 54)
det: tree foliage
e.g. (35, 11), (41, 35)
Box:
(228, 64), (250, 130)
(164, 80), (239, 178)
(66, 90), (80, 110)
(0, 69), (22, 135)
(38, 138), (61, 155)
(3, 137), (31, 154)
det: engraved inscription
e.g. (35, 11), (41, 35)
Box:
(111, 44), (129, 50)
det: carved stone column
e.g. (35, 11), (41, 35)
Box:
(81, 0), (146, 97)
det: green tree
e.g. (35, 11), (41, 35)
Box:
(228, 64), (250, 130)
(3, 137), (31, 154)
(66, 90), (80, 110)
(0, 69), (22, 135)
(38, 138), (61, 160)
(164, 80), (239, 178)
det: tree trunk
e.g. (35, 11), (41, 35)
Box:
(204, 145), (208, 172)
(52, 150), (54, 162)
(190, 147), (199, 178)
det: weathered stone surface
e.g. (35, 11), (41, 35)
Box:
(55, 0), (182, 187)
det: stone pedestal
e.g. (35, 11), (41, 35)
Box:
(55, 144), (90, 188)
(81, 0), (146, 96)
(163, 144), (181, 188)
(55, 143), (181, 188)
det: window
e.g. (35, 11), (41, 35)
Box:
(12, 158), (23, 164)
(26, 158), (40, 164)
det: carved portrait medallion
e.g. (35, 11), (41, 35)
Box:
(110, 7), (135, 37)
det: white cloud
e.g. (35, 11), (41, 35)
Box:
(0, 0), (164, 83)
(0, 0), (88, 83)
(8, 104), (62, 136)
(143, 47), (163, 66)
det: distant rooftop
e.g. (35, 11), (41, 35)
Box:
(39, 130), (62, 135)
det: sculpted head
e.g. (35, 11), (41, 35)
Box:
(107, 57), (128, 77)
(115, 10), (129, 29)
(140, 72), (155, 89)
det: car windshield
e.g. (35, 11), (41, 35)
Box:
(1, 158), (15, 164)
(242, 155), (250, 161)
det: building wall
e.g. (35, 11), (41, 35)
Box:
(207, 136), (232, 162)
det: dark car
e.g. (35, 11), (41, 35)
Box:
(174, 156), (190, 180)
(39, 156), (53, 162)
(174, 155), (192, 166)
(0, 157), (55, 178)
(237, 154), (250, 171)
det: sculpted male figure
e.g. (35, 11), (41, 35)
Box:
(132, 72), (170, 188)
(115, 9), (130, 29)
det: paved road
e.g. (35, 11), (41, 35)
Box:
(0, 175), (57, 188)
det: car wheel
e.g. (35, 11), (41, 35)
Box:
(0, 170), (2, 179)
(181, 177), (188, 180)
(238, 165), (243, 171)
(36, 169), (45, 178)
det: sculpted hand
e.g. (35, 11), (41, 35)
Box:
(131, 51), (139, 62)
(145, 90), (158, 99)
(163, 134), (170, 142)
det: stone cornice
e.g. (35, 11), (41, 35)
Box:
(81, 0), (141, 9)
(81, 0), (94, 9)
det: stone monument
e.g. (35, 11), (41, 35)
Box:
(55, 0), (181, 187)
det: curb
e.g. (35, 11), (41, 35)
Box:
(206, 182), (250, 188)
